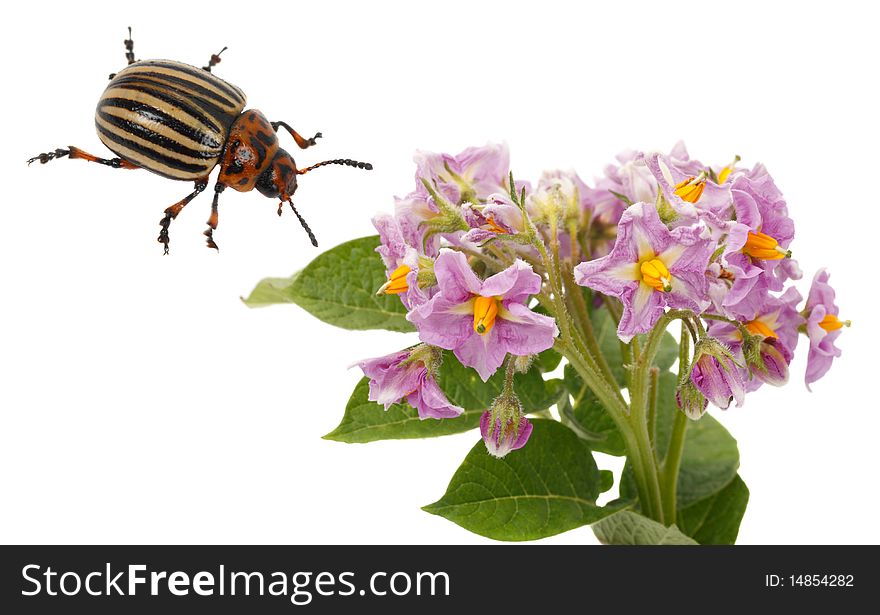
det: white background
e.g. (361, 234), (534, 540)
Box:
(2, 0), (877, 544)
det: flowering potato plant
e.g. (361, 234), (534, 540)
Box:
(245, 143), (847, 544)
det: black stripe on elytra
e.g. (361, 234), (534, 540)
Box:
(142, 61), (245, 104)
(99, 96), (222, 149)
(103, 80), (225, 134)
(97, 110), (220, 160)
(134, 70), (241, 110)
(107, 76), (236, 134)
(118, 75), (239, 131)
(96, 123), (210, 175)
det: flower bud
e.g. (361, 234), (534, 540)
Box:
(748, 337), (792, 387)
(689, 338), (745, 410)
(480, 392), (531, 458)
(676, 380), (708, 420)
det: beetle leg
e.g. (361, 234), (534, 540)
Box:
(203, 183), (226, 251)
(271, 121), (322, 150)
(109, 27), (136, 79)
(26, 146), (139, 169)
(124, 26), (135, 65)
(202, 46), (227, 73)
(158, 179), (209, 255)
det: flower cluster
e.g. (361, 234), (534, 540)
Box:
(357, 142), (847, 456)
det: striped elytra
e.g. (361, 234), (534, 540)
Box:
(96, 60), (246, 180)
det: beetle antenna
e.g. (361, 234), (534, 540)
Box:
(297, 159), (373, 175)
(288, 200), (318, 247)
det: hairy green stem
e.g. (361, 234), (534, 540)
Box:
(555, 338), (657, 518)
(647, 366), (659, 448)
(502, 354), (517, 395)
(561, 263), (621, 398)
(661, 408), (688, 524)
(660, 324), (692, 524)
(626, 311), (695, 524)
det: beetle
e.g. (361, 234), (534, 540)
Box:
(27, 28), (372, 253)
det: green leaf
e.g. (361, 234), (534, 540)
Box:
(599, 470), (614, 494)
(678, 474), (750, 545)
(592, 511), (697, 545)
(652, 328), (680, 373)
(240, 273), (303, 306)
(534, 347), (563, 373)
(591, 309), (626, 385)
(564, 364), (626, 456)
(423, 420), (625, 541)
(437, 351), (563, 415)
(323, 378), (482, 443)
(243, 236), (414, 332)
(675, 415), (740, 507)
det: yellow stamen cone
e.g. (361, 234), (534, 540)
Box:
(640, 258), (673, 292)
(742, 231), (790, 260)
(674, 176), (706, 203)
(377, 264), (411, 295)
(819, 314), (850, 332)
(717, 155), (741, 184)
(473, 296), (500, 335)
(746, 319), (778, 339)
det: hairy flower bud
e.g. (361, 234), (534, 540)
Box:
(676, 380), (709, 420)
(690, 338), (745, 410)
(480, 392), (531, 458)
(747, 336), (792, 387)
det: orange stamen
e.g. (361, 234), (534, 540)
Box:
(746, 319), (778, 339)
(640, 258), (673, 292)
(674, 176), (706, 203)
(378, 264), (411, 295)
(473, 296), (500, 335)
(485, 216), (508, 234)
(742, 231), (790, 260)
(819, 314), (850, 332)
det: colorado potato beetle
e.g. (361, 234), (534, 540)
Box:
(28, 28), (372, 253)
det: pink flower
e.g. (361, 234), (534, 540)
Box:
(414, 143), (510, 205)
(372, 214), (431, 309)
(804, 269), (849, 390)
(407, 250), (558, 381)
(357, 346), (463, 419)
(574, 202), (714, 342)
(708, 286), (804, 391)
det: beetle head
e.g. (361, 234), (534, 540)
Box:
(255, 148), (299, 200)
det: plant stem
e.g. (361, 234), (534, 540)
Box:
(502, 354), (517, 395)
(560, 261), (619, 394)
(661, 407), (688, 524)
(626, 394), (665, 524)
(660, 324), (691, 524)
(647, 366), (659, 448)
(626, 312), (692, 525)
